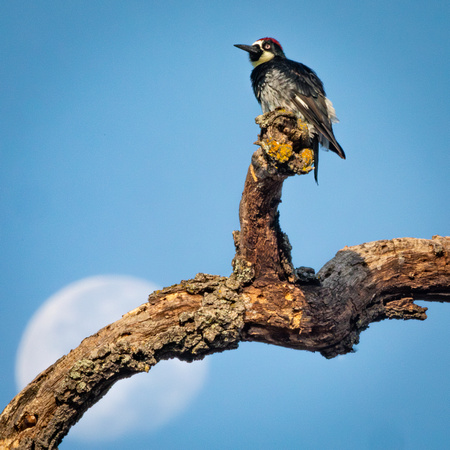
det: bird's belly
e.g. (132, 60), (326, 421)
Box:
(259, 87), (318, 141)
(260, 88), (306, 122)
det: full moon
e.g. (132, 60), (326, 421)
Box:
(15, 275), (209, 442)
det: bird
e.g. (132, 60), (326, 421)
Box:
(234, 37), (345, 183)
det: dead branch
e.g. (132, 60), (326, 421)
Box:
(1, 110), (449, 449)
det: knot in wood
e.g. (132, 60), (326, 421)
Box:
(255, 109), (314, 176)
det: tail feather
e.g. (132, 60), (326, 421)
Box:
(313, 140), (319, 184)
(328, 138), (346, 160)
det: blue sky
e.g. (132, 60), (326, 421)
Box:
(1, 1), (449, 448)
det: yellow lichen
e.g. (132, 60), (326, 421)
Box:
(297, 119), (309, 133)
(300, 148), (314, 167)
(263, 138), (293, 163)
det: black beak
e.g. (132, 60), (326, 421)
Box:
(234, 44), (260, 56)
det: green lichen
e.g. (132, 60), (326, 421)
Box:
(69, 359), (95, 379)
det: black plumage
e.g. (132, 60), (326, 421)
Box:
(235, 38), (345, 182)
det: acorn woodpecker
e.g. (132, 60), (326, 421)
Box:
(234, 37), (345, 182)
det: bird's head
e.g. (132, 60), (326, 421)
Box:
(234, 37), (285, 67)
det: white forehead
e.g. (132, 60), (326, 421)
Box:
(252, 39), (264, 47)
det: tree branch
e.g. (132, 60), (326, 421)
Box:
(232, 109), (315, 284)
(1, 110), (449, 449)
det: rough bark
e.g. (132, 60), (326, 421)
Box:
(1, 109), (449, 449)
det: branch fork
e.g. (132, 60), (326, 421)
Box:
(1, 111), (449, 449)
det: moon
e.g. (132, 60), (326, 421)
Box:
(15, 275), (209, 442)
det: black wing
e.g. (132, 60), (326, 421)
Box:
(282, 59), (345, 159)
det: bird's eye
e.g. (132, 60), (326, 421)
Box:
(263, 43), (271, 50)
